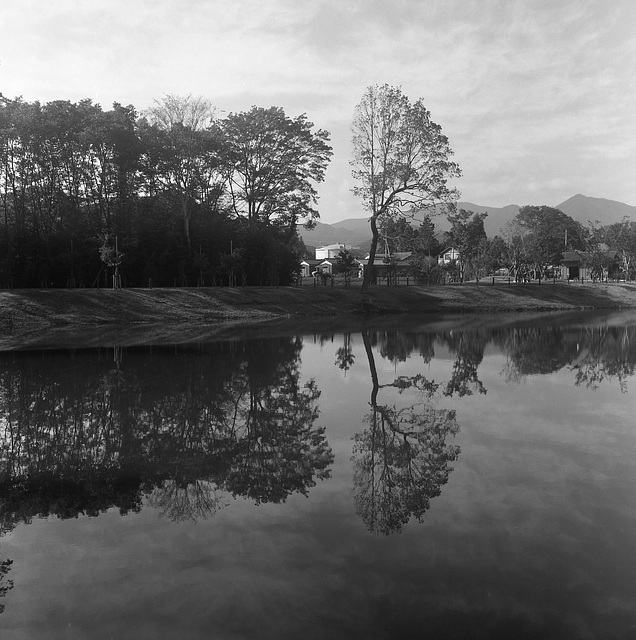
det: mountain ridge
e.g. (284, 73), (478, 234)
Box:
(300, 194), (635, 248)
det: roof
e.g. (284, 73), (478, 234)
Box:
(561, 250), (621, 265)
(316, 243), (350, 250)
(363, 252), (413, 262)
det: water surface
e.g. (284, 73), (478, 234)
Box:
(0, 311), (635, 639)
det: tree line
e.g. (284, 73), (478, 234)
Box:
(339, 203), (636, 285)
(0, 94), (332, 287)
(3, 86), (634, 289)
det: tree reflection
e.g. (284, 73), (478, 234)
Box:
(351, 332), (460, 535)
(146, 479), (227, 522)
(500, 326), (581, 382)
(334, 333), (355, 374)
(439, 330), (488, 397)
(0, 339), (333, 531)
(570, 325), (636, 392)
(499, 324), (636, 391)
(0, 558), (13, 614)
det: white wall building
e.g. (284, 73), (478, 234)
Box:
(315, 243), (351, 260)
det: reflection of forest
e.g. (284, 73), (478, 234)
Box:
(0, 339), (333, 533)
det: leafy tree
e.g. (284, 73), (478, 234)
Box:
(473, 235), (506, 278)
(218, 106), (332, 238)
(414, 214), (440, 256)
(350, 84), (461, 291)
(444, 209), (487, 281)
(378, 215), (418, 253)
(504, 205), (586, 280)
(411, 214), (442, 282)
(602, 217), (636, 280)
(336, 248), (357, 286)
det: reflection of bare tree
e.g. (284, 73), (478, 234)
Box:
(146, 479), (228, 522)
(352, 332), (460, 535)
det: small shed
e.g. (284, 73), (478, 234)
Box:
(301, 259), (334, 277)
(560, 250), (621, 281)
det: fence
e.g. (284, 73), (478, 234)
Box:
(297, 274), (627, 288)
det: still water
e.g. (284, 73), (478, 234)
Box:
(0, 311), (635, 639)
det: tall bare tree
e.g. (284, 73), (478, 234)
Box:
(143, 94), (221, 250)
(350, 85), (461, 291)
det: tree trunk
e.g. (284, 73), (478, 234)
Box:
(362, 331), (379, 406)
(361, 216), (379, 292)
(182, 197), (191, 252)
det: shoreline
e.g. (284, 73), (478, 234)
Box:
(2, 282), (636, 350)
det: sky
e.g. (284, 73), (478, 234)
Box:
(1, 0), (635, 224)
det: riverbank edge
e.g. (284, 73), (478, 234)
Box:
(2, 282), (636, 349)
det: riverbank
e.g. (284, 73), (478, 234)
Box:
(2, 281), (636, 349)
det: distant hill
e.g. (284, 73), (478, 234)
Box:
(457, 195), (636, 235)
(555, 194), (636, 227)
(299, 195), (635, 248)
(299, 220), (370, 247)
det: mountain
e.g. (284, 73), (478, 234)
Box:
(299, 195), (635, 248)
(331, 217), (371, 234)
(299, 220), (371, 248)
(455, 202), (520, 236)
(555, 194), (636, 227)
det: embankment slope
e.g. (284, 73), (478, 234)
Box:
(1, 282), (636, 349)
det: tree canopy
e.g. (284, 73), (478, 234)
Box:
(502, 205), (586, 279)
(219, 106), (332, 235)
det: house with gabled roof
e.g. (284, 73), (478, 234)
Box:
(300, 259), (335, 277)
(438, 247), (460, 265)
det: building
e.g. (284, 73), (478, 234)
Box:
(438, 247), (460, 265)
(560, 250), (621, 281)
(357, 252), (416, 279)
(315, 244), (352, 260)
(300, 259), (335, 277)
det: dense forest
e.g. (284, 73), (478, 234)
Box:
(0, 94), (332, 288)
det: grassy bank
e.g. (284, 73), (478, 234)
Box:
(2, 281), (636, 349)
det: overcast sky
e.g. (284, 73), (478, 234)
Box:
(1, 0), (635, 223)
